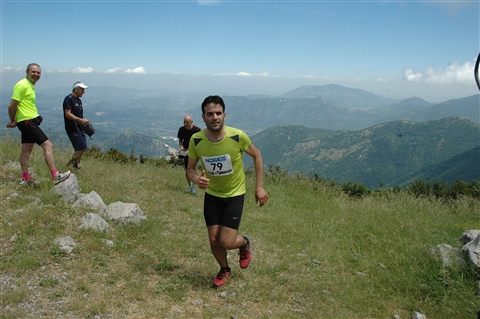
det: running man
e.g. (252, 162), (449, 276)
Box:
(187, 95), (268, 288)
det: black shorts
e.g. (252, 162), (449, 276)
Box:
(204, 193), (245, 230)
(17, 117), (49, 145)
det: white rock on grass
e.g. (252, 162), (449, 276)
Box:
(79, 213), (112, 232)
(72, 191), (107, 211)
(54, 236), (77, 254)
(100, 201), (147, 225)
(51, 173), (80, 202)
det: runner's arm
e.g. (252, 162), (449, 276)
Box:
(7, 99), (19, 127)
(245, 143), (269, 207)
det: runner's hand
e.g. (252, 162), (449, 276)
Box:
(198, 170), (210, 190)
(255, 187), (269, 207)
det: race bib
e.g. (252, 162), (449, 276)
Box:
(202, 154), (233, 176)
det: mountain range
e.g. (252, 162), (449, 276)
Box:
(222, 93), (478, 133)
(280, 84), (398, 109)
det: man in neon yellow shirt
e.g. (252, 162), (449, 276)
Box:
(7, 63), (71, 185)
(187, 95), (269, 289)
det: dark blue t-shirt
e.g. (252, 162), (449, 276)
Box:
(63, 94), (84, 133)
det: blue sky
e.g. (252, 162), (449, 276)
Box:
(1, 0), (479, 102)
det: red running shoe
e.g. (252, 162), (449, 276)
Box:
(212, 268), (231, 289)
(239, 235), (252, 269)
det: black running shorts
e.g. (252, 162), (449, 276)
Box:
(17, 118), (49, 145)
(204, 193), (245, 230)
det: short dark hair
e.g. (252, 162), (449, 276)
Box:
(201, 95), (225, 114)
(26, 63), (40, 72)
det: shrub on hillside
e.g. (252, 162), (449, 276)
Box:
(86, 145), (103, 159)
(407, 179), (480, 200)
(448, 180), (480, 199)
(265, 164), (289, 182)
(86, 146), (133, 164)
(129, 150), (138, 163)
(106, 148), (131, 164)
(340, 181), (371, 198)
(167, 154), (184, 167)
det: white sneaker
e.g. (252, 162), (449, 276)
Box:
(191, 184), (197, 195)
(54, 171), (71, 185)
(19, 179), (38, 187)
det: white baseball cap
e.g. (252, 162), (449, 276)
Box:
(73, 82), (89, 89)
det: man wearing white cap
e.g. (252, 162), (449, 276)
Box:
(63, 81), (90, 169)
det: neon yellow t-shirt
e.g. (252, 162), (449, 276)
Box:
(11, 78), (39, 122)
(188, 126), (251, 198)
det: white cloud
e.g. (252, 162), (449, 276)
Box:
(0, 66), (23, 73)
(52, 66), (146, 74)
(216, 71), (271, 77)
(404, 60), (475, 84)
(72, 66), (96, 73)
(126, 67), (146, 74)
(105, 67), (122, 73)
(426, 61), (474, 84)
(403, 69), (423, 82)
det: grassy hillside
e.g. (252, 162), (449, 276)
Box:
(1, 137), (479, 318)
(253, 117), (480, 189)
(245, 125), (333, 168)
(392, 146), (480, 188)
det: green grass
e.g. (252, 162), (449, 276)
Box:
(0, 137), (478, 318)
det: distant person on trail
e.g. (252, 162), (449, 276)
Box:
(186, 95), (269, 289)
(63, 81), (90, 169)
(177, 114), (201, 194)
(6, 63), (71, 186)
